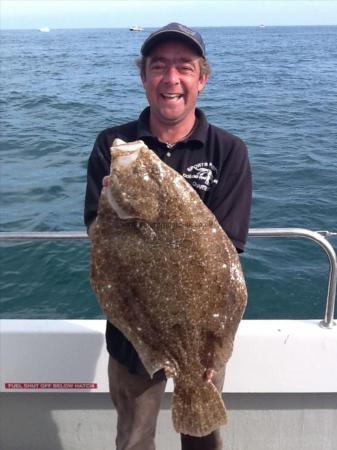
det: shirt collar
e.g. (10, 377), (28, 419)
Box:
(136, 107), (208, 147)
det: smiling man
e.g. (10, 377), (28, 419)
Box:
(141, 40), (208, 140)
(85, 23), (252, 450)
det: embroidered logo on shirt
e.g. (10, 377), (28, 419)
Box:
(183, 162), (218, 192)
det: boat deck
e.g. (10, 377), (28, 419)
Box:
(1, 319), (337, 450)
(2, 391), (337, 450)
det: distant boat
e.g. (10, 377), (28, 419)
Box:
(39, 27), (50, 32)
(259, 24), (265, 28)
(129, 26), (143, 32)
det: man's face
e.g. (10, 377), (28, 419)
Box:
(141, 40), (208, 127)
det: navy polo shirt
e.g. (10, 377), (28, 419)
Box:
(84, 107), (252, 375)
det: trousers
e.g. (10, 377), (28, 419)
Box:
(108, 356), (225, 450)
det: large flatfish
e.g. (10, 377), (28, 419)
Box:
(90, 139), (247, 437)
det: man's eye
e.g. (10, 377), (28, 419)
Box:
(150, 64), (165, 71)
(179, 65), (194, 72)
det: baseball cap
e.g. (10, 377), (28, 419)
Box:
(141, 23), (206, 58)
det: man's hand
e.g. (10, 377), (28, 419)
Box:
(204, 368), (215, 383)
(102, 175), (110, 187)
(164, 363), (177, 379)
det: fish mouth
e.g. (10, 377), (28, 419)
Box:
(108, 139), (141, 218)
(114, 150), (139, 168)
(111, 139), (142, 168)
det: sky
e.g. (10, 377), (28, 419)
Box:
(1, 0), (337, 30)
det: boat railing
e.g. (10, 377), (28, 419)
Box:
(0, 228), (336, 329)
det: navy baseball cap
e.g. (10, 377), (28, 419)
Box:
(141, 23), (206, 57)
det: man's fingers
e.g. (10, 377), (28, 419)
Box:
(204, 368), (215, 382)
(164, 364), (177, 379)
(102, 175), (110, 187)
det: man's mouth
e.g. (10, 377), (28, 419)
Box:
(161, 93), (183, 100)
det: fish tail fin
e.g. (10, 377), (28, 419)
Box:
(171, 380), (227, 437)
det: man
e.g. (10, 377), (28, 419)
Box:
(85, 23), (252, 450)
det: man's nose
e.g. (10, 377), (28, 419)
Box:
(163, 65), (179, 84)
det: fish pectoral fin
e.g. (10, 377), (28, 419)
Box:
(172, 379), (227, 437)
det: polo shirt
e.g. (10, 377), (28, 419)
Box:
(84, 107), (252, 375)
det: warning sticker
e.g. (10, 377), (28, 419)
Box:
(5, 382), (98, 390)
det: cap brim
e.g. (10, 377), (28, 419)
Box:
(141, 30), (205, 57)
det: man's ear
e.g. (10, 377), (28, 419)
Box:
(198, 74), (209, 94)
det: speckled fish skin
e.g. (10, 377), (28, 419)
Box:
(90, 139), (247, 437)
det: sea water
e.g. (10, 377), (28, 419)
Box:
(1, 26), (336, 319)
